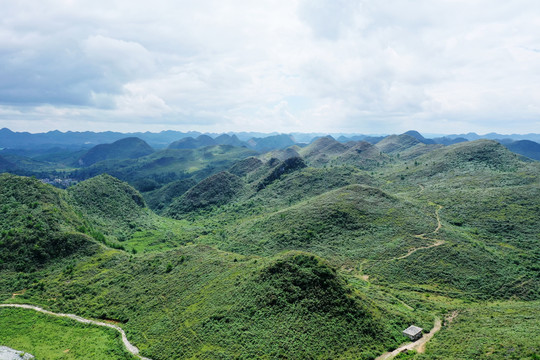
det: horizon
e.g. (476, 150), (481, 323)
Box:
(1, 126), (539, 138)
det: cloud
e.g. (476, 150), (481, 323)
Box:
(1, 0), (540, 134)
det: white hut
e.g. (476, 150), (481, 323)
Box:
(403, 325), (423, 341)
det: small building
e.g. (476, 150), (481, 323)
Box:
(403, 325), (423, 341)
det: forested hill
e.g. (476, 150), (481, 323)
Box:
(1, 134), (539, 359)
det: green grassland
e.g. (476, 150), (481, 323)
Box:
(417, 301), (540, 360)
(1, 139), (539, 359)
(0, 307), (136, 359)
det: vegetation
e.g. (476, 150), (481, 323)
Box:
(166, 171), (243, 216)
(1, 134), (539, 359)
(419, 301), (540, 359)
(71, 144), (258, 191)
(0, 307), (135, 359)
(78, 137), (154, 167)
(0, 174), (97, 271)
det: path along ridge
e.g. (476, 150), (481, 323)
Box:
(390, 204), (444, 261)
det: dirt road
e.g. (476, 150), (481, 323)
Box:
(391, 204), (444, 261)
(0, 303), (152, 360)
(375, 317), (442, 360)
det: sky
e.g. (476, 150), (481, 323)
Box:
(1, 0), (540, 134)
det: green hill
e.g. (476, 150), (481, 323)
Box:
(246, 166), (379, 212)
(67, 174), (153, 239)
(256, 157), (307, 191)
(167, 135), (216, 149)
(223, 184), (436, 263)
(298, 137), (387, 169)
(504, 139), (540, 160)
(388, 140), (529, 184)
(0, 155), (17, 171)
(0, 174), (96, 271)
(228, 156), (263, 177)
(166, 171), (243, 216)
(375, 134), (421, 154)
(368, 140), (540, 299)
(71, 145), (258, 190)
(214, 134), (245, 147)
(78, 137), (154, 167)
(247, 134), (296, 151)
(2, 133), (540, 359)
(5, 246), (417, 360)
(299, 136), (351, 165)
(332, 141), (389, 169)
(143, 178), (197, 213)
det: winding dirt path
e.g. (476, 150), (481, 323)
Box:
(390, 205), (444, 261)
(375, 317), (442, 360)
(0, 304), (152, 360)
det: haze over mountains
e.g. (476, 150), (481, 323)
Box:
(2, 127), (540, 149)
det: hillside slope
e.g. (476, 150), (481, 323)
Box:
(78, 137), (154, 166)
(0, 174), (97, 271)
(4, 247), (416, 360)
(67, 174), (154, 240)
(223, 184), (436, 263)
(166, 171), (243, 216)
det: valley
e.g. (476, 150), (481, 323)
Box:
(1, 130), (539, 359)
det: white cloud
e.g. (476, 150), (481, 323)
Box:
(0, 0), (540, 134)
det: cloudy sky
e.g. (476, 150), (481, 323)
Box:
(1, 0), (540, 134)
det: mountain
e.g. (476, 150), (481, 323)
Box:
(228, 157), (263, 177)
(166, 171), (243, 216)
(503, 139), (540, 160)
(2, 131), (540, 359)
(8, 246), (413, 359)
(224, 184), (436, 260)
(144, 178), (197, 213)
(78, 137), (154, 167)
(432, 136), (468, 146)
(0, 155), (17, 172)
(67, 174), (149, 235)
(259, 146), (301, 162)
(0, 128), (201, 149)
(299, 136), (350, 164)
(0, 174), (97, 271)
(403, 130), (436, 144)
(247, 134), (296, 152)
(332, 141), (389, 168)
(441, 132), (540, 143)
(168, 135), (217, 149)
(71, 145), (258, 190)
(375, 134), (420, 154)
(404, 139), (525, 177)
(297, 136), (388, 169)
(214, 134), (245, 147)
(337, 135), (386, 144)
(256, 157), (307, 191)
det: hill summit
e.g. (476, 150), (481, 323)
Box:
(78, 137), (154, 166)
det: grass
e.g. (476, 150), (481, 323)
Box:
(0, 307), (136, 359)
(418, 301), (540, 360)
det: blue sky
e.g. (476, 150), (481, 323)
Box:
(1, 0), (539, 134)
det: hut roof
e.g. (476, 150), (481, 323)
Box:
(403, 325), (423, 336)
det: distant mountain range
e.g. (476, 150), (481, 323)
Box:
(2, 127), (539, 150)
(1, 127), (540, 162)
